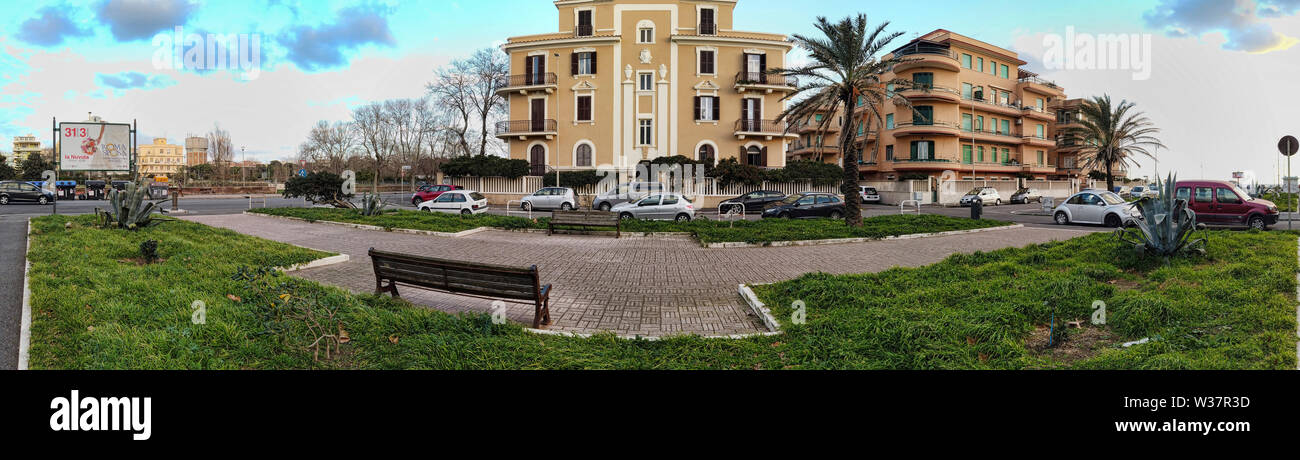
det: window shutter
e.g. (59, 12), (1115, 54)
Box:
(740, 146), (747, 163)
(760, 146), (769, 167)
(524, 58), (534, 80)
(740, 99), (749, 123)
(571, 53), (579, 76)
(694, 96), (701, 121)
(712, 97), (721, 120)
(591, 52), (597, 74)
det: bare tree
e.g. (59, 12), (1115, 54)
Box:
(467, 48), (509, 156)
(206, 123), (234, 182)
(427, 59), (475, 156)
(386, 98), (439, 189)
(299, 120), (355, 174)
(352, 101), (397, 193)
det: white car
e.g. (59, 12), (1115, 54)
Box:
(959, 187), (1002, 206)
(417, 190), (489, 215)
(520, 187), (577, 211)
(1053, 190), (1140, 227)
(610, 193), (696, 222)
(860, 186), (881, 204)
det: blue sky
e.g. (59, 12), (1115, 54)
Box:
(2, 0), (1298, 182)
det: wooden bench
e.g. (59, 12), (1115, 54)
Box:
(368, 248), (552, 328)
(548, 210), (621, 238)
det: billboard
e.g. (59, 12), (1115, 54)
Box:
(59, 122), (131, 171)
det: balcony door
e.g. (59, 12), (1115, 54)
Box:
(530, 99), (546, 132)
(525, 55), (545, 85)
(530, 145), (546, 176)
(744, 53), (765, 83)
(740, 98), (761, 131)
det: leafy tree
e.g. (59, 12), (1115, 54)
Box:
(282, 172), (353, 208)
(1065, 95), (1164, 192)
(0, 154), (14, 180)
(706, 158), (764, 188)
(20, 152), (54, 180)
(764, 160), (843, 186)
(439, 154), (530, 178)
(543, 170), (604, 188)
(772, 15), (916, 227)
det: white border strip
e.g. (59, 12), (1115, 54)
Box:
(244, 211), (489, 238)
(280, 254), (350, 273)
(704, 224), (1025, 248)
(18, 219), (32, 370)
(738, 284), (781, 333)
(522, 325), (780, 341)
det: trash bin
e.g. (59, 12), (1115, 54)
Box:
(85, 180), (107, 200)
(971, 197), (983, 220)
(55, 181), (77, 200)
(148, 183), (169, 200)
(111, 180), (131, 192)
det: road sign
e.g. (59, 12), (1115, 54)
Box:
(1280, 135), (1298, 157)
(298, 169), (307, 177)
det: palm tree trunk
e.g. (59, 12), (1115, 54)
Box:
(1105, 159), (1114, 193)
(839, 91), (862, 227)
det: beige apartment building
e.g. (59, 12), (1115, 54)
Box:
(835, 29), (1073, 182)
(497, 0), (797, 175)
(1051, 98), (1127, 180)
(137, 138), (185, 179)
(787, 108), (845, 166)
(11, 134), (42, 165)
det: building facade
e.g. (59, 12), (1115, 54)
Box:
(836, 30), (1074, 182)
(137, 138), (185, 179)
(11, 135), (42, 165)
(185, 136), (209, 167)
(786, 108), (844, 166)
(498, 0), (797, 175)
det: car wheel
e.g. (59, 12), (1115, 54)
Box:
(675, 213), (691, 222)
(39, 196), (49, 205)
(460, 209), (471, 216)
(995, 199), (1002, 206)
(1054, 211), (1069, 225)
(599, 202), (612, 212)
(1104, 213), (1122, 228)
(1249, 215), (1267, 230)
(411, 198), (421, 206)
(561, 202), (573, 211)
(780, 212), (792, 219)
(620, 212), (635, 221)
(0, 195), (8, 205)
(521, 201), (532, 211)
(829, 210), (843, 219)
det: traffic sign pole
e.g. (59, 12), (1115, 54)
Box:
(1279, 135), (1298, 228)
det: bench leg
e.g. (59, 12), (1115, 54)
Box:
(375, 279), (400, 298)
(534, 298), (551, 328)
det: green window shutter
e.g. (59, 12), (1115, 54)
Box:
(962, 83), (972, 99)
(992, 149), (998, 163)
(1002, 119), (1011, 134)
(963, 145), (972, 163)
(978, 147), (984, 162)
(886, 114), (894, 129)
(962, 54), (972, 68)
(910, 141), (918, 158)
(962, 114), (972, 131)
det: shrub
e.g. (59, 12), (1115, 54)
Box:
(543, 170), (605, 188)
(439, 155), (531, 178)
(763, 160), (842, 186)
(282, 172), (351, 207)
(706, 158), (764, 188)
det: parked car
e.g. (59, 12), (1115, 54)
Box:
(1010, 187), (1043, 204)
(959, 187), (1002, 206)
(719, 190), (786, 214)
(592, 182), (665, 211)
(761, 192), (846, 219)
(860, 186), (882, 204)
(0, 181), (55, 205)
(1127, 185), (1158, 199)
(1113, 185), (1131, 197)
(611, 193), (695, 222)
(411, 184), (464, 206)
(520, 187), (577, 211)
(1173, 180), (1278, 230)
(1052, 190), (1139, 227)
(416, 190), (489, 215)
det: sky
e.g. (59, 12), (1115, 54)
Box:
(1, 0), (1298, 182)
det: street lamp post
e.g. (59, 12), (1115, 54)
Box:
(241, 146), (246, 183)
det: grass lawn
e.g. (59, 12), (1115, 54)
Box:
(1258, 191), (1297, 212)
(26, 215), (1297, 369)
(248, 207), (1012, 245)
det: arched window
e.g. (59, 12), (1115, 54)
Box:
(576, 144), (593, 167)
(746, 146), (763, 166)
(529, 145), (546, 176)
(697, 144), (715, 166)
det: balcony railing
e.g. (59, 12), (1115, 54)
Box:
(1018, 75), (1061, 89)
(963, 127), (1022, 139)
(574, 24), (594, 37)
(698, 22), (717, 35)
(734, 71), (796, 88)
(896, 120), (960, 129)
(901, 84), (961, 97)
(496, 119), (557, 136)
(962, 95), (1023, 111)
(898, 157), (953, 163)
(790, 141), (839, 152)
(892, 45), (958, 60)
(735, 119), (789, 134)
(498, 73), (557, 89)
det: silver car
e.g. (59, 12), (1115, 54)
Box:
(592, 182), (665, 211)
(520, 187), (577, 211)
(611, 193), (696, 222)
(1053, 190), (1140, 227)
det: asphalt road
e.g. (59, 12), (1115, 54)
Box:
(0, 218), (25, 369)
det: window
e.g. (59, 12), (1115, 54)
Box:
(977, 57), (984, 72)
(698, 49), (715, 75)
(638, 72), (653, 91)
(662, 195), (679, 205)
(1037, 150), (1044, 165)
(1217, 188), (1241, 203)
(962, 113), (973, 131)
(885, 114), (894, 129)
(990, 60), (997, 75)
(976, 116), (984, 131)
(857, 95), (865, 107)
(1175, 187), (1191, 201)
(638, 27), (654, 44)
(576, 144), (593, 167)
(1000, 119), (1011, 134)
(963, 145), (973, 163)
(1002, 148), (1010, 164)
(699, 8), (717, 35)
(962, 83), (973, 99)
(638, 119), (653, 145)
(912, 72), (933, 89)
(1035, 124), (1045, 138)
(816, 195), (834, 205)
(698, 144), (716, 164)
(694, 96), (719, 121)
(576, 10), (593, 37)
(910, 141), (934, 160)
(991, 148), (998, 163)
(912, 106), (932, 125)
(978, 146), (985, 162)
(961, 54), (972, 69)
(576, 95), (593, 122)
(886, 83), (895, 98)
(1036, 98), (1045, 110)
(1000, 64), (1010, 79)
(746, 146), (763, 166)
(885, 145), (894, 161)
(573, 52), (596, 76)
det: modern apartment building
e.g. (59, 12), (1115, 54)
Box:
(11, 134), (42, 164)
(835, 29), (1072, 182)
(787, 108), (844, 166)
(1051, 98), (1127, 180)
(137, 138), (185, 179)
(497, 0), (797, 175)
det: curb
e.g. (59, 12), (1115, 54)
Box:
(243, 211), (488, 238)
(522, 325), (781, 341)
(1295, 236), (1299, 371)
(17, 219), (32, 370)
(280, 253), (351, 273)
(704, 224), (1025, 248)
(738, 284), (782, 333)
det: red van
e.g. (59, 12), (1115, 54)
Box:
(1173, 180), (1278, 230)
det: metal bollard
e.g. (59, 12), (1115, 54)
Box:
(971, 198), (983, 220)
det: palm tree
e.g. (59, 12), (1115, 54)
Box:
(772, 15), (916, 226)
(1067, 95), (1164, 192)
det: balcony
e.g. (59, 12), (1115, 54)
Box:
(698, 22), (717, 36)
(954, 161), (1025, 174)
(892, 157), (956, 171)
(793, 120), (839, 134)
(1022, 163), (1058, 174)
(1017, 75), (1065, 96)
(1021, 106), (1055, 121)
(734, 71), (797, 93)
(495, 119), (557, 140)
(495, 73), (558, 96)
(1022, 134), (1056, 148)
(893, 120), (961, 137)
(891, 47), (961, 73)
(898, 85), (961, 103)
(574, 24), (594, 37)
(789, 141), (840, 156)
(960, 96), (1023, 117)
(734, 119), (796, 140)
(963, 128), (1024, 144)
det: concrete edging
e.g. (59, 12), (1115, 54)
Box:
(704, 223), (1025, 249)
(17, 219), (32, 370)
(243, 211), (489, 238)
(522, 325), (781, 341)
(280, 253), (351, 273)
(738, 284), (782, 333)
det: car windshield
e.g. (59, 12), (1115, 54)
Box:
(1099, 192), (1126, 205)
(470, 192), (486, 201)
(780, 195), (802, 205)
(1229, 184), (1251, 201)
(966, 188), (984, 195)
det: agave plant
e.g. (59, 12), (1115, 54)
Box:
(358, 193), (386, 216)
(95, 180), (166, 230)
(1116, 173), (1206, 257)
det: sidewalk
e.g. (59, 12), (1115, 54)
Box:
(0, 218), (28, 369)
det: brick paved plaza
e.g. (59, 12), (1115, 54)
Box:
(185, 214), (1099, 337)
